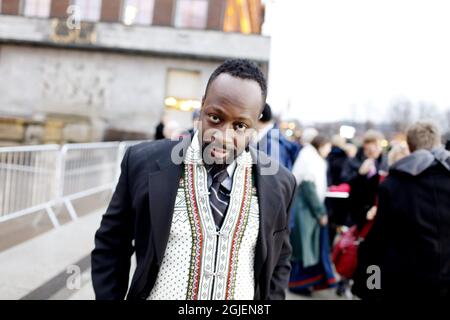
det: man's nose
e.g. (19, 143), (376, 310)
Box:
(214, 125), (234, 140)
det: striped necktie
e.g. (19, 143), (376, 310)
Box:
(207, 165), (230, 229)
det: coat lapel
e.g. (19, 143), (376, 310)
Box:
(147, 135), (192, 265)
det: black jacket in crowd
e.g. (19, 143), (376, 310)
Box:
(326, 146), (352, 240)
(353, 148), (450, 299)
(341, 148), (388, 229)
(91, 134), (297, 300)
(327, 146), (349, 186)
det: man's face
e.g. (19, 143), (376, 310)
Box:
(199, 73), (263, 165)
(363, 141), (382, 159)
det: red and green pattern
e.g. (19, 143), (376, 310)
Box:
(184, 163), (253, 300)
(184, 164), (204, 300)
(225, 166), (253, 300)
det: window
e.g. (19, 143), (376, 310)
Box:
(23, 0), (51, 18)
(174, 0), (208, 29)
(223, 0), (262, 34)
(73, 0), (102, 22)
(165, 69), (202, 112)
(122, 0), (154, 25)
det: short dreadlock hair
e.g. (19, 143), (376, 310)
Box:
(204, 59), (267, 107)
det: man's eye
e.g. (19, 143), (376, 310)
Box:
(208, 115), (221, 123)
(235, 123), (247, 132)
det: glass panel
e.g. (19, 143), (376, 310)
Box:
(123, 0), (155, 25)
(23, 0), (51, 18)
(73, 0), (102, 22)
(165, 69), (202, 112)
(174, 0), (208, 29)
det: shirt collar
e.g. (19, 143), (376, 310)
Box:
(226, 160), (237, 178)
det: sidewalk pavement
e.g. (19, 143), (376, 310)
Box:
(0, 209), (104, 300)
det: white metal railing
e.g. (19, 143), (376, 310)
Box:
(59, 142), (120, 221)
(0, 144), (60, 225)
(0, 140), (144, 226)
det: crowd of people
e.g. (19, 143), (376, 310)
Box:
(252, 105), (450, 299)
(153, 102), (450, 300)
(248, 106), (450, 298)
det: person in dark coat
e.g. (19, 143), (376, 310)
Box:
(341, 130), (388, 229)
(326, 135), (352, 244)
(255, 103), (301, 171)
(327, 135), (349, 186)
(154, 121), (165, 140)
(353, 121), (450, 299)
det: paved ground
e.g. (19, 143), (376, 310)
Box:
(0, 209), (102, 300)
(286, 288), (347, 300)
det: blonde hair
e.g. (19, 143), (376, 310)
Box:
(406, 121), (441, 152)
(362, 129), (384, 144)
(331, 134), (346, 149)
(344, 143), (357, 158)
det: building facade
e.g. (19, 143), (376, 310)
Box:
(0, 0), (270, 145)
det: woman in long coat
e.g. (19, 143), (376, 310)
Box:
(289, 135), (336, 294)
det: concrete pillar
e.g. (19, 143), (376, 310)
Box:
(206, 0), (226, 30)
(100, 0), (122, 23)
(1, 0), (21, 15)
(152, 0), (175, 26)
(50, 0), (70, 19)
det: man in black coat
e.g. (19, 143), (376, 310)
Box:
(91, 59), (296, 300)
(353, 121), (450, 299)
(341, 130), (388, 229)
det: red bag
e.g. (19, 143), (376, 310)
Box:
(332, 221), (373, 279)
(332, 174), (384, 278)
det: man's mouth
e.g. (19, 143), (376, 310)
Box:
(202, 142), (235, 163)
(211, 146), (228, 158)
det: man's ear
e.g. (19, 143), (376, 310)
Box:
(259, 101), (266, 120)
(201, 95), (205, 106)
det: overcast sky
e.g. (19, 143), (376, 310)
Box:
(263, 0), (450, 124)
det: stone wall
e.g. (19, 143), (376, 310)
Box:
(0, 44), (219, 143)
